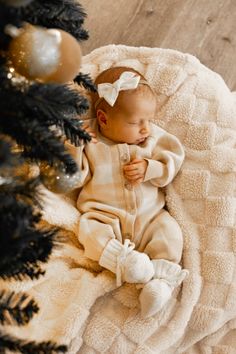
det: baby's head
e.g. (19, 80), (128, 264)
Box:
(91, 66), (156, 145)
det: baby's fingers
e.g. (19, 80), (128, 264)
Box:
(123, 163), (141, 173)
(124, 169), (140, 176)
(124, 170), (144, 180)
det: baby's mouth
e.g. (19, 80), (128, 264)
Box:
(137, 137), (147, 144)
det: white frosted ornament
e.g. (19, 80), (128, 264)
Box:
(7, 24), (82, 83)
(40, 164), (81, 194)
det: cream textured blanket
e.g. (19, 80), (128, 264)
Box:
(3, 45), (236, 354)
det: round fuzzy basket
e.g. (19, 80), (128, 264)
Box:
(5, 45), (236, 354)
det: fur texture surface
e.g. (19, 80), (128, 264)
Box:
(3, 45), (236, 354)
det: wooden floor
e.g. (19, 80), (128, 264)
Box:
(79, 0), (236, 91)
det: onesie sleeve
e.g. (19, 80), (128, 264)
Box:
(143, 130), (185, 187)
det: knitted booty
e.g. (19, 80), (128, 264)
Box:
(99, 239), (155, 286)
(139, 259), (188, 318)
(123, 250), (154, 284)
(139, 278), (172, 318)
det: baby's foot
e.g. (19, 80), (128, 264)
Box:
(139, 279), (172, 318)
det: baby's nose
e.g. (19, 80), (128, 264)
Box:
(140, 121), (150, 134)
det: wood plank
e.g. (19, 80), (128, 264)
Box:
(79, 0), (236, 90)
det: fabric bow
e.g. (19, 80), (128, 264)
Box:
(97, 71), (141, 106)
(116, 239), (135, 287)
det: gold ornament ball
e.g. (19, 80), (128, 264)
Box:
(8, 24), (82, 83)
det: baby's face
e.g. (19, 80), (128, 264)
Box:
(100, 92), (157, 145)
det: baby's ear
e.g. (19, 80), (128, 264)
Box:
(97, 109), (108, 127)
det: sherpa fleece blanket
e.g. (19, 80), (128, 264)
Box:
(2, 45), (236, 354)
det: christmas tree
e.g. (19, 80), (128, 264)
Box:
(0, 0), (95, 352)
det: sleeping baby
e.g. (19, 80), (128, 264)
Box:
(67, 66), (188, 318)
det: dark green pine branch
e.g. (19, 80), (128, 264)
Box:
(0, 77), (91, 172)
(21, 120), (79, 174)
(0, 177), (42, 208)
(0, 2), (91, 352)
(26, 82), (90, 123)
(0, 0), (88, 51)
(0, 333), (67, 354)
(18, 0), (89, 41)
(0, 291), (39, 326)
(0, 223), (57, 280)
(0, 179), (58, 280)
(0, 115), (78, 174)
(74, 73), (97, 92)
(0, 138), (20, 169)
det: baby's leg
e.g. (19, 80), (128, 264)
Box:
(138, 210), (188, 317)
(139, 209), (183, 263)
(78, 211), (122, 261)
(78, 212), (154, 285)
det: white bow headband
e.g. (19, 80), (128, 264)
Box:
(95, 71), (148, 108)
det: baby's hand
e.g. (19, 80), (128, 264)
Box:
(82, 123), (97, 143)
(123, 159), (148, 185)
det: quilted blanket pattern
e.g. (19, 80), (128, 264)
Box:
(2, 45), (236, 354)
